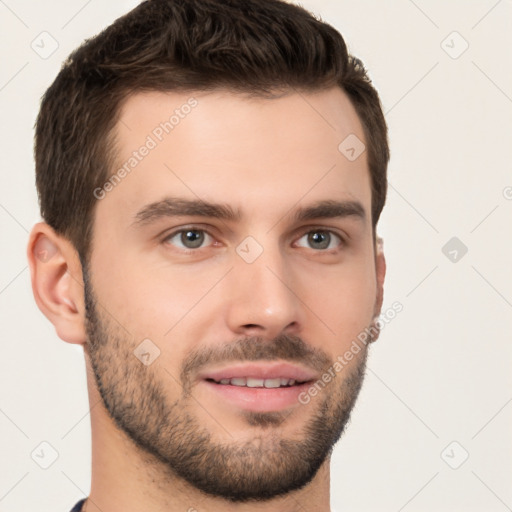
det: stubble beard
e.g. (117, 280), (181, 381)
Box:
(83, 268), (368, 502)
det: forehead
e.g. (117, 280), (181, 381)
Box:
(97, 87), (371, 229)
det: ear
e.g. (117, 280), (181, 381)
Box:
(27, 222), (87, 345)
(373, 237), (386, 318)
(372, 236), (386, 321)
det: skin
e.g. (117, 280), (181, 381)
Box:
(28, 87), (386, 512)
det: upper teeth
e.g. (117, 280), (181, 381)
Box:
(216, 377), (298, 388)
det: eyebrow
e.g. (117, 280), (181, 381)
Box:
(292, 199), (366, 223)
(132, 198), (241, 226)
(131, 197), (366, 227)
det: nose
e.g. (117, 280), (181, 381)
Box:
(224, 245), (303, 340)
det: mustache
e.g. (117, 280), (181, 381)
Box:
(180, 333), (332, 386)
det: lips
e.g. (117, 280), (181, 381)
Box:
(210, 377), (301, 388)
(196, 362), (319, 413)
(198, 362), (318, 385)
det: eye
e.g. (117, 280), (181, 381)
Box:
(295, 230), (343, 251)
(163, 228), (214, 250)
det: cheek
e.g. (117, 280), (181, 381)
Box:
(301, 259), (376, 341)
(91, 253), (224, 346)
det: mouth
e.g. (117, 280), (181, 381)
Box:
(197, 362), (318, 413)
(205, 376), (309, 388)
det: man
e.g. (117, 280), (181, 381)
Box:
(27, 0), (389, 510)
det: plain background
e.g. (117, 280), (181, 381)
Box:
(1, 1), (511, 511)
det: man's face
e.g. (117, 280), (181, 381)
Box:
(84, 87), (382, 501)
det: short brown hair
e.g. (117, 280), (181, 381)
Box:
(35, 0), (389, 264)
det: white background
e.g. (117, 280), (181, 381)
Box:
(1, 1), (511, 511)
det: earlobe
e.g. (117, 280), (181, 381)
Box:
(27, 223), (87, 345)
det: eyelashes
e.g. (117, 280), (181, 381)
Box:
(162, 226), (345, 253)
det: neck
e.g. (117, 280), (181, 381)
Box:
(83, 366), (333, 512)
